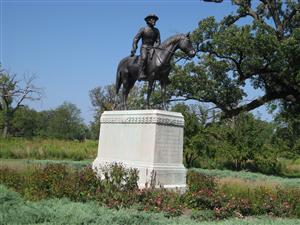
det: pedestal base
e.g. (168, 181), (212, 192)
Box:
(92, 110), (186, 189)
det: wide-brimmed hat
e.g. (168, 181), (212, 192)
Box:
(144, 14), (159, 22)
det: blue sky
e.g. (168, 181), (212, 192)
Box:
(1, 0), (272, 123)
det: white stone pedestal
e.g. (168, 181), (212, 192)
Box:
(92, 110), (186, 189)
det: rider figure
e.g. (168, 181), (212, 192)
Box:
(130, 14), (161, 81)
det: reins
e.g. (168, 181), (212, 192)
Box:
(150, 39), (191, 64)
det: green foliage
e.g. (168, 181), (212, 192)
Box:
(0, 138), (97, 160)
(0, 163), (139, 203)
(2, 185), (300, 225)
(186, 170), (217, 193)
(0, 163), (184, 217)
(0, 101), (90, 140)
(40, 102), (88, 140)
(10, 106), (40, 137)
(185, 170), (300, 219)
(2, 164), (300, 221)
(172, 103), (287, 175)
(190, 210), (216, 222)
(273, 104), (300, 155)
(171, 1), (300, 118)
(171, 104), (202, 168)
(101, 163), (139, 193)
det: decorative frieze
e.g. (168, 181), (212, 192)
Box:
(100, 110), (184, 127)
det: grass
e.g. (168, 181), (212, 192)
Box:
(0, 158), (91, 171)
(1, 185), (300, 225)
(0, 137), (98, 160)
(192, 168), (300, 188)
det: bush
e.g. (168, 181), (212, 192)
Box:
(2, 164), (300, 220)
(100, 162), (139, 193)
(186, 170), (217, 193)
(185, 169), (300, 219)
(0, 163), (138, 203)
(137, 188), (184, 217)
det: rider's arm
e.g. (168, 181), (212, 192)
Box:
(132, 27), (144, 52)
(155, 29), (161, 46)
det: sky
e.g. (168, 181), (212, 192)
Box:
(1, 0), (273, 124)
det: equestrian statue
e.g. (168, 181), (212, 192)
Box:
(116, 14), (196, 109)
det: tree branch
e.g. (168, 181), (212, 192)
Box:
(221, 92), (281, 118)
(204, 0), (260, 25)
(283, 3), (300, 29)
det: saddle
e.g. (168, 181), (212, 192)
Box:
(133, 48), (155, 64)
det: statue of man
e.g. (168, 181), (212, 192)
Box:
(131, 14), (161, 81)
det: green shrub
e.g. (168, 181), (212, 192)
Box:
(137, 188), (184, 217)
(0, 167), (24, 192)
(185, 169), (300, 219)
(253, 155), (282, 175)
(186, 170), (217, 193)
(100, 162), (139, 193)
(2, 164), (300, 220)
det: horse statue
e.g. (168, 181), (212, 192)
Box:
(115, 32), (196, 110)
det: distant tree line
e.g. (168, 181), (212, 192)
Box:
(0, 69), (88, 140)
(0, 102), (89, 141)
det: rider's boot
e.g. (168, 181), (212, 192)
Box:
(137, 65), (147, 81)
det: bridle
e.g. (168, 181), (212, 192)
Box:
(150, 37), (192, 64)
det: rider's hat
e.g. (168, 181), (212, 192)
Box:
(144, 14), (159, 22)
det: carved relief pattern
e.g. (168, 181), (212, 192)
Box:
(101, 115), (184, 127)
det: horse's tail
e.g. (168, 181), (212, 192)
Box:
(115, 68), (122, 95)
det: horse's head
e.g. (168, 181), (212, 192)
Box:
(178, 32), (196, 58)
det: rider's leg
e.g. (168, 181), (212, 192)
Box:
(138, 47), (148, 81)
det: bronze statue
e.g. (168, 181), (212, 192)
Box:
(116, 14), (196, 110)
(131, 14), (161, 81)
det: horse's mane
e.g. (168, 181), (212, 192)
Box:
(159, 34), (184, 48)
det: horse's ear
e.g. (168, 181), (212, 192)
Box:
(186, 32), (190, 38)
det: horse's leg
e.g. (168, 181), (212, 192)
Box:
(122, 74), (129, 110)
(147, 81), (154, 109)
(123, 74), (136, 110)
(122, 88), (127, 110)
(125, 81), (135, 110)
(161, 81), (167, 110)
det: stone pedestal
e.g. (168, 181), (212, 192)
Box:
(92, 110), (186, 189)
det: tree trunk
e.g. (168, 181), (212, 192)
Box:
(2, 122), (8, 138)
(2, 113), (12, 138)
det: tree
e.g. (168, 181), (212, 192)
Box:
(0, 69), (42, 138)
(45, 102), (88, 140)
(273, 103), (300, 155)
(172, 104), (201, 167)
(10, 106), (40, 137)
(171, 103), (221, 168)
(219, 113), (275, 170)
(171, 0), (300, 119)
